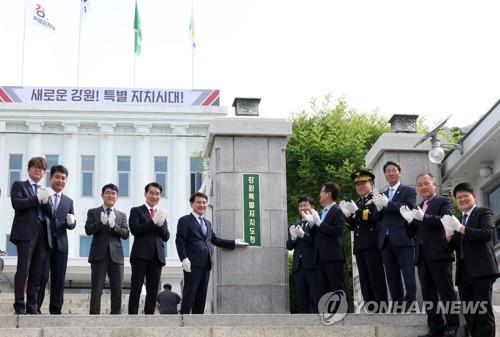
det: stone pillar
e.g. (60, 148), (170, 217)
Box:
(62, 122), (79, 199)
(98, 123), (115, 189)
(134, 124), (151, 205)
(26, 122), (43, 160)
(170, 124), (188, 258)
(205, 117), (292, 313)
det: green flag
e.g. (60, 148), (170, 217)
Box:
(134, 1), (142, 55)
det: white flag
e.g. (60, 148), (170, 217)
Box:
(31, 2), (57, 32)
(81, 0), (90, 18)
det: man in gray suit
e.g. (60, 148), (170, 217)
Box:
(85, 183), (129, 314)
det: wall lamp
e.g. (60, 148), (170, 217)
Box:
(428, 135), (463, 164)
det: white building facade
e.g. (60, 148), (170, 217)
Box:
(0, 95), (227, 289)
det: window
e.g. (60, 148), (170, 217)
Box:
(9, 154), (23, 194)
(488, 184), (500, 215)
(81, 156), (95, 197)
(154, 156), (168, 197)
(190, 157), (203, 195)
(5, 235), (17, 256)
(121, 239), (129, 258)
(117, 156), (130, 197)
(45, 154), (59, 186)
(79, 236), (92, 257)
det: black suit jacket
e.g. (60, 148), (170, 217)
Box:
(406, 195), (454, 264)
(85, 206), (129, 265)
(310, 204), (345, 264)
(47, 193), (76, 254)
(10, 180), (52, 244)
(286, 220), (315, 272)
(129, 205), (170, 266)
(450, 207), (500, 283)
(377, 184), (416, 249)
(175, 213), (235, 270)
(345, 193), (380, 253)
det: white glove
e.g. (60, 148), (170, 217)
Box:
(372, 194), (384, 211)
(295, 226), (305, 238)
(235, 239), (249, 247)
(399, 205), (414, 223)
(441, 221), (454, 237)
(182, 258), (191, 273)
(66, 213), (76, 225)
(345, 200), (359, 214)
(289, 226), (297, 241)
(412, 206), (424, 221)
(441, 214), (464, 232)
(301, 210), (314, 226)
(339, 201), (352, 218)
(311, 209), (321, 226)
(37, 187), (51, 204)
(100, 212), (109, 225)
(153, 209), (167, 227)
(108, 211), (116, 228)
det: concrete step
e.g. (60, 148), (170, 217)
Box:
(0, 314), (492, 337)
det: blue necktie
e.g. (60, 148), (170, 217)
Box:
(199, 217), (207, 236)
(53, 194), (59, 212)
(459, 214), (468, 259)
(388, 188), (395, 201)
(320, 207), (328, 221)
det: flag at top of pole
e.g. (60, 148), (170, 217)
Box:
(134, 1), (142, 55)
(189, 7), (196, 49)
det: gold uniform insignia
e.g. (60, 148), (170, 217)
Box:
(362, 209), (369, 221)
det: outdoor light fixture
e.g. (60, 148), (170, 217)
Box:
(414, 115), (463, 164)
(479, 162), (493, 178)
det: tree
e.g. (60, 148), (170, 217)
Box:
(286, 95), (390, 311)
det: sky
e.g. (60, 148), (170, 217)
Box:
(1, 0), (500, 128)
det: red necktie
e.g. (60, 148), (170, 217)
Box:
(150, 208), (156, 219)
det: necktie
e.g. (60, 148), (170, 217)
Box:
(422, 199), (429, 213)
(388, 188), (395, 201)
(459, 213), (468, 259)
(150, 208), (156, 219)
(199, 216), (207, 236)
(34, 184), (44, 220)
(106, 208), (111, 216)
(53, 194), (59, 212)
(320, 207), (328, 221)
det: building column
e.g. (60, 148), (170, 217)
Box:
(134, 124), (151, 206)
(26, 121), (44, 160)
(98, 123), (115, 190)
(170, 124), (188, 258)
(62, 122), (79, 199)
(0, 121), (5, 196)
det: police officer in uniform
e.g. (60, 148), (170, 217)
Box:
(340, 170), (387, 312)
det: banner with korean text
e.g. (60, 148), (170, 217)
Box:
(0, 86), (220, 106)
(243, 173), (261, 246)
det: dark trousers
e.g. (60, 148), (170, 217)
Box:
(128, 258), (162, 315)
(89, 255), (124, 314)
(13, 221), (48, 313)
(37, 246), (68, 314)
(418, 257), (459, 332)
(180, 266), (210, 314)
(355, 249), (388, 311)
(294, 264), (319, 313)
(458, 266), (495, 337)
(380, 237), (416, 303)
(317, 260), (346, 298)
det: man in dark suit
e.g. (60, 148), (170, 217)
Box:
(400, 173), (458, 337)
(341, 170), (387, 313)
(302, 182), (347, 298)
(37, 165), (76, 314)
(128, 182), (170, 315)
(372, 161), (417, 308)
(442, 182), (499, 337)
(176, 192), (248, 314)
(85, 183), (129, 314)
(286, 196), (319, 313)
(10, 156), (53, 314)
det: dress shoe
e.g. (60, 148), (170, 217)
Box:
(443, 327), (457, 337)
(418, 330), (443, 337)
(14, 310), (27, 315)
(26, 309), (39, 315)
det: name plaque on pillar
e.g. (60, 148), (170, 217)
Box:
(243, 173), (261, 246)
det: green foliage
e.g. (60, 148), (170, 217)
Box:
(286, 95), (390, 310)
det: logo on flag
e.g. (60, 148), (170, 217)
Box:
(32, 3), (56, 32)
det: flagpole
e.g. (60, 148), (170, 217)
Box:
(21, 0), (28, 85)
(76, 2), (84, 87)
(191, 0), (195, 89)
